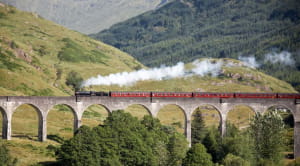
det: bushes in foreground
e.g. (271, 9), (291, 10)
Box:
(56, 110), (188, 166)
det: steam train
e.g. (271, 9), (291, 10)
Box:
(75, 91), (300, 99)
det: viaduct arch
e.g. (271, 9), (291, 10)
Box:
(0, 96), (299, 158)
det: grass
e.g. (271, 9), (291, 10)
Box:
(157, 105), (186, 134)
(124, 104), (151, 119)
(4, 139), (57, 166)
(227, 105), (256, 129)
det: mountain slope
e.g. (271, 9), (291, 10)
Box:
(0, 0), (172, 34)
(92, 0), (300, 91)
(94, 0), (300, 66)
(0, 4), (143, 96)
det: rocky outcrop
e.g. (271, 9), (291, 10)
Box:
(14, 48), (32, 63)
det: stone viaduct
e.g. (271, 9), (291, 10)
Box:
(0, 96), (299, 157)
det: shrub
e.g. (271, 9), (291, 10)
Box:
(182, 143), (213, 166)
(222, 154), (250, 166)
(65, 71), (83, 91)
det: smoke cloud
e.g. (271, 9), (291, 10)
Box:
(82, 59), (223, 87)
(264, 51), (295, 66)
(238, 51), (295, 68)
(238, 56), (260, 68)
(192, 60), (223, 77)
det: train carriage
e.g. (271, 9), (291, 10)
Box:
(235, 93), (277, 98)
(277, 93), (300, 99)
(110, 91), (151, 97)
(193, 92), (234, 98)
(152, 92), (193, 98)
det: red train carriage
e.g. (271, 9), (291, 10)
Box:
(110, 91), (151, 97)
(235, 93), (277, 98)
(193, 92), (234, 98)
(152, 92), (193, 98)
(277, 93), (300, 99)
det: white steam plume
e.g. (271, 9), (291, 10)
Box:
(238, 51), (295, 68)
(238, 56), (260, 68)
(264, 51), (295, 66)
(82, 59), (223, 87)
(192, 60), (223, 77)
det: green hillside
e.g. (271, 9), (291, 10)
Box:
(93, 0), (300, 91)
(0, 4), (143, 96)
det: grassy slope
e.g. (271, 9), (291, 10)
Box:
(0, 4), (143, 96)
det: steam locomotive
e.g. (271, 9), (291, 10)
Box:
(75, 91), (300, 99)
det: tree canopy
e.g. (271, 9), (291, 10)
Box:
(56, 110), (189, 166)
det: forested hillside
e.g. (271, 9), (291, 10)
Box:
(93, 0), (300, 91)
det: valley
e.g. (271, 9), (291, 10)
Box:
(0, 2), (299, 166)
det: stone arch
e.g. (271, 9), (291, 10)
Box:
(47, 104), (78, 139)
(82, 104), (111, 127)
(12, 103), (43, 117)
(191, 104), (222, 128)
(0, 106), (8, 138)
(83, 104), (111, 114)
(226, 104), (256, 130)
(46, 103), (77, 117)
(264, 104), (295, 117)
(157, 104), (187, 135)
(12, 103), (43, 140)
(125, 104), (152, 119)
(227, 104), (257, 115)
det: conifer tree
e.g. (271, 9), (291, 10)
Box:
(249, 111), (285, 164)
(191, 110), (206, 145)
(182, 143), (213, 166)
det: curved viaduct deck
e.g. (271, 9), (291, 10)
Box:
(0, 96), (299, 157)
